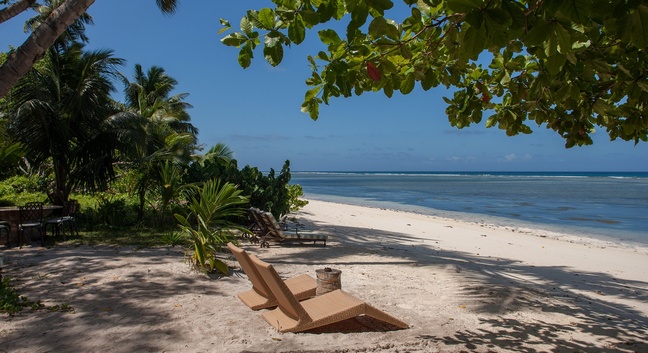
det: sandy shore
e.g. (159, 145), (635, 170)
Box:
(1, 199), (647, 352)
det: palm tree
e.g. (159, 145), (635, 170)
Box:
(7, 41), (147, 204)
(0, 0), (180, 98)
(186, 143), (238, 184)
(24, 0), (94, 45)
(123, 64), (198, 136)
(175, 179), (249, 274)
(121, 64), (198, 220)
(0, 0), (36, 24)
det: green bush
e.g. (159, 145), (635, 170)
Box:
(0, 175), (49, 206)
(188, 159), (306, 219)
(81, 193), (138, 230)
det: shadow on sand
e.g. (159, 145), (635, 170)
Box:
(1, 212), (647, 352)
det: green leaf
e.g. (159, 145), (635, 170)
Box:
(400, 72), (415, 94)
(368, 0), (394, 15)
(350, 2), (369, 28)
(264, 42), (284, 66)
(485, 115), (497, 128)
(213, 259), (230, 275)
(318, 29), (342, 46)
(238, 43), (254, 68)
(368, 16), (401, 41)
(627, 5), (648, 49)
(288, 14), (306, 44)
(221, 33), (247, 47)
(240, 17), (253, 36)
(383, 78), (394, 98)
(258, 8), (276, 29)
(220, 18), (231, 28)
(304, 86), (321, 101)
(483, 9), (512, 28)
(421, 68), (438, 91)
(560, 0), (591, 24)
(545, 53), (566, 75)
(553, 24), (572, 54)
(300, 9), (320, 27)
(525, 22), (552, 47)
(446, 0), (484, 13)
(301, 98), (320, 120)
(461, 26), (486, 61)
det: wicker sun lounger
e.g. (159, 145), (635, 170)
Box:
(249, 254), (409, 333)
(258, 210), (328, 248)
(227, 242), (317, 310)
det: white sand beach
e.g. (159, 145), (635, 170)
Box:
(1, 199), (647, 352)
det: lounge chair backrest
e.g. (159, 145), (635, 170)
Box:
(227, 243), (273, 298)
(261, 212), (285, 238)
(249, 254), (310, 322)
(249, 208), (263, 226)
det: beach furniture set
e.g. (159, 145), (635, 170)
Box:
(227, 242), (408, 333)
(0, 201), (77, 247)
(248, 208), (328, 248)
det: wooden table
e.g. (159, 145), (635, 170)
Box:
(0, 205), (62, 246)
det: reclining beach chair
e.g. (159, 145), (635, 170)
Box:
(249, 254), (408, 333)
(258, 211), (327, 248)
(227, 242), (317, 310)
(246, 208), (267, 244)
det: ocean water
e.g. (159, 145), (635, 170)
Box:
(291, 172), (648, 246)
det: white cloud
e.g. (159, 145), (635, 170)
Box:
(498, 153), (532, 162)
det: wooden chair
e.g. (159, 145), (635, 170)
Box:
(18, 202), (45, 247)
(249, 254), (408, 333)
(227, 242), (317, 310)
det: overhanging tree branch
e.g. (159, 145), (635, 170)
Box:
(0, 0), (96, 99)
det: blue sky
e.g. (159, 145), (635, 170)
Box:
(2, 1), (647, 172)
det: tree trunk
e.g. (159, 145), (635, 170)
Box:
(138, 186), (147, 221)
(0, 0), (96, 99)
(0, 0), (36, 24)
(52, 160), (70, 206)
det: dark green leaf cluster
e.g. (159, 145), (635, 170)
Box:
(222, 0), (648, 147)
(187, 158), (296, 219)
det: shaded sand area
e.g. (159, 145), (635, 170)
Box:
(1, 199), (647, 352)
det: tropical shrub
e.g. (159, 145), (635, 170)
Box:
(83, 193), (138, 229)
(190, 157), (305, 219)
(0, 175), (48, 206)
(287, 184), (308, 212)
(174, 179), (249, 274)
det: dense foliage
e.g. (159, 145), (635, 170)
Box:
(222, 0), (648, 147)
(7, 41), (146, 205)
(188, 157), (300, 220)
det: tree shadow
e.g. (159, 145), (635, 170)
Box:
(242, 216), (648, 351)
(2, 213), (647, 352)
(0, 245), (237, 352)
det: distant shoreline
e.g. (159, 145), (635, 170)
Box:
(301, 193), (648, 250)
(292, 171), (648, 248)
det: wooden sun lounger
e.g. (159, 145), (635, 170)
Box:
(227, 242), (317, 310)
(257, 210), (328, 248)
(249, 254), (409, 333)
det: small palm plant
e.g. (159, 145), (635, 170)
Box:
(174, 179), (249, 274)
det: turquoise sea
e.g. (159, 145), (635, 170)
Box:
(291, 172), (648, 246)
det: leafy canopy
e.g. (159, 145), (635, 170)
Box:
(221, 0), (648, 147)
